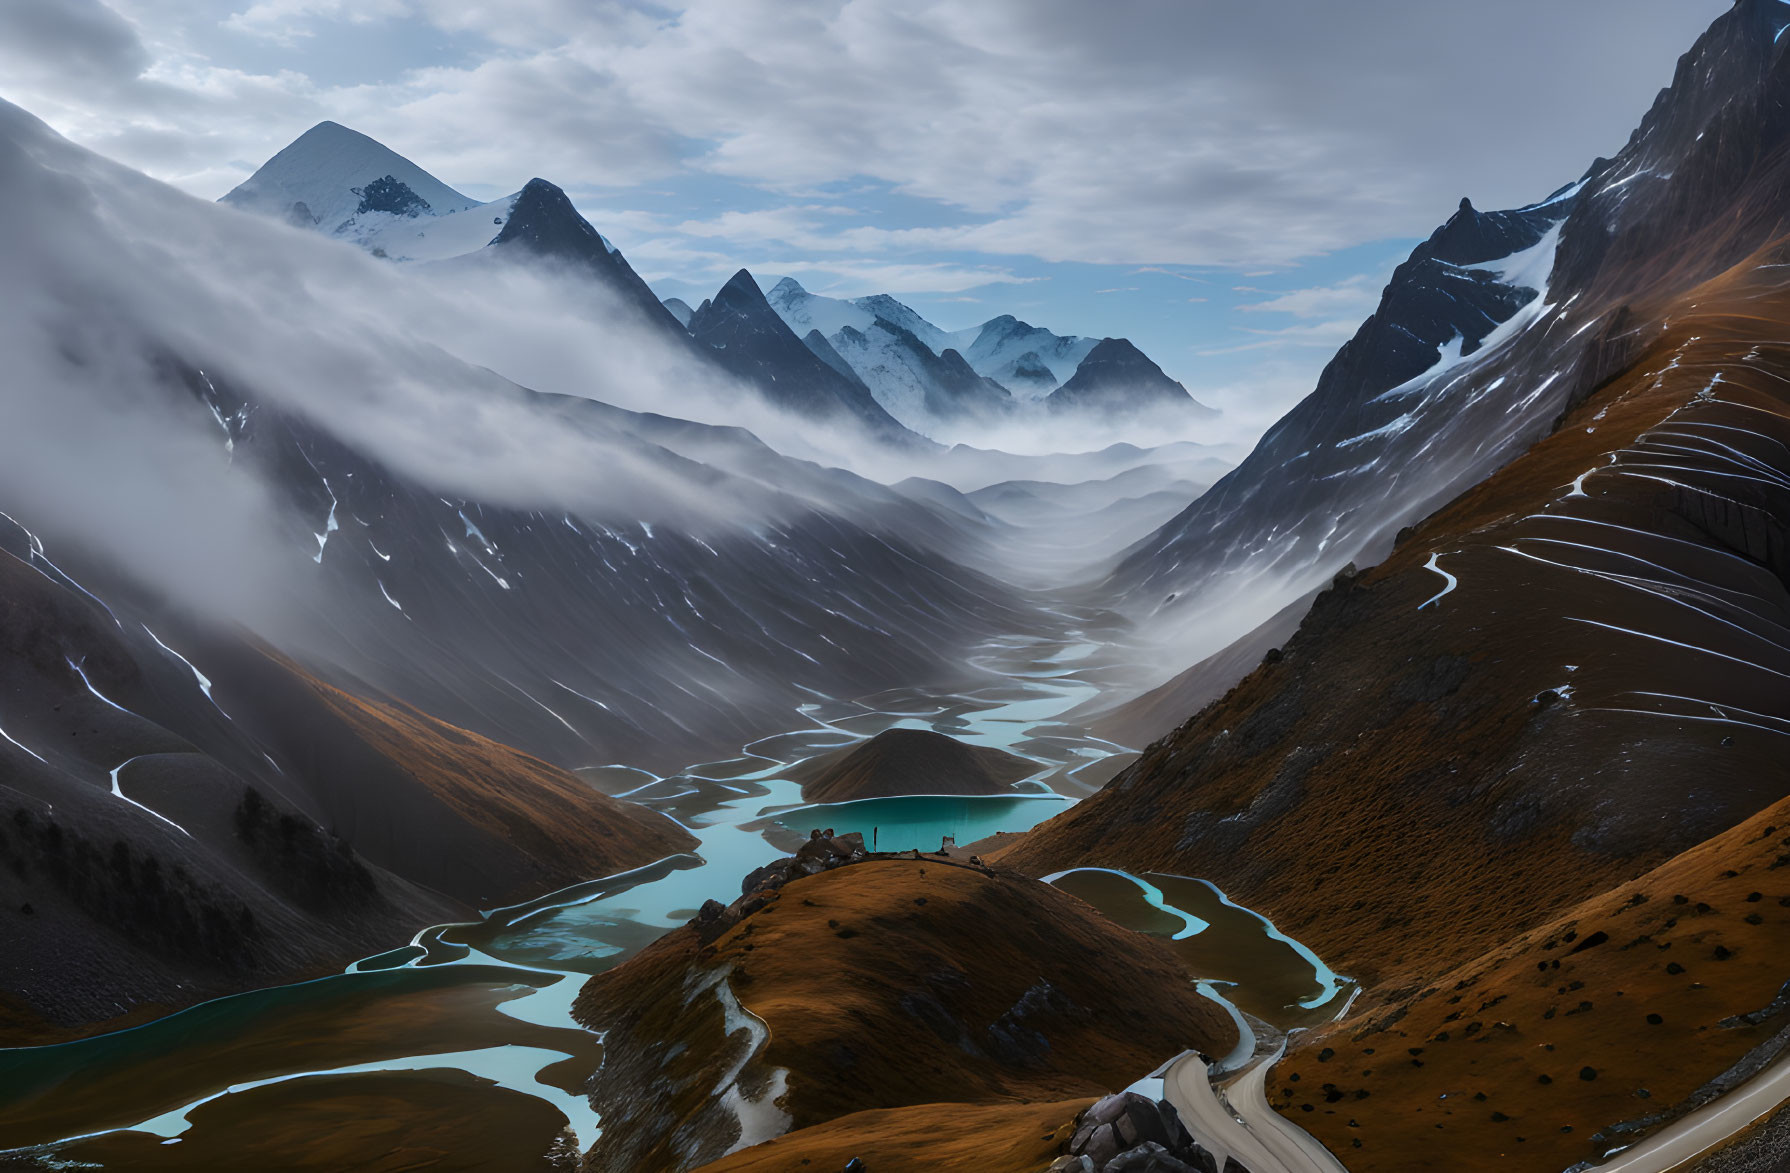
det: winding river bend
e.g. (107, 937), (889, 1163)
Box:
(0, 611), (1351, 1169)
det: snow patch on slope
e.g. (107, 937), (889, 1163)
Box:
(765, 278), (952, 354)
(357, 193), (520, 263)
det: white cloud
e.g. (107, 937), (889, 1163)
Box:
(0, 0), (1730, 274)
(1198, 320), (1364, 356)
(224, 0), (410, 41)
(1237, 275), (1383, 320)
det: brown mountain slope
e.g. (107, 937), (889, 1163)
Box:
(697, 1099), (1087, 1173)
(0, 540), (693, 1041)
(1007, 251), (1790, 986)
(290, 660), (698, 906)
(1004, 246), (1790, 1167)
(1274, 789), (1790, 1173)
(787, 727), (1038, 802)
(572, 860), (1236, 1172)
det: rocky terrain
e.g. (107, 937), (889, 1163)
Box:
(686, 269), (918, 441)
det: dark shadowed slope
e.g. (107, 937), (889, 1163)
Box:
(0, 532), (693, 1042)
(491, 177), (704, 345)
(1047, 337), (1215, 417)
(1103, 186), (1582, 684)
(687, 270), (923, 442)
(787, 727), (1038, 802)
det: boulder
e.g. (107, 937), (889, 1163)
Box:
(1081, 1123), (1121, 1169)
(1103, 1142), (1201, 1172)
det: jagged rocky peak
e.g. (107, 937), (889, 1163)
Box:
(1550, 0), (1790, 300)
(491, 177), (606, 255)
(766, 277), (950, 350)
(688, 270), (917, 437)
(701, 267), (772, 321)
(719, 267), (762, 298)
(478, 178), (695, 343)
(1428, 195), (1555, 268)
(960, 313), (1097, 386)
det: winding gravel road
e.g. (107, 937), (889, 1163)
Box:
(1591, 1054), (1790, 1173)
(1163, 1048), (1790, 1173)
(1163, 1050), (1349, 1173)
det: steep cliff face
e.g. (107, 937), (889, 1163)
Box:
(1103, 189), (1581, 678)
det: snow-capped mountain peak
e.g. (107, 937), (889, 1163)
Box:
(764, 278), (955, 354)
(222, 120), (480, 234)
(953, 315), (1097, 393)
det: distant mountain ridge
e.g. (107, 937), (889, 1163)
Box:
(686, 270), (914, 439)
(761, 276), (1212, 437)
(221, 125), (930, 445)
(223, 121), (1213, 444)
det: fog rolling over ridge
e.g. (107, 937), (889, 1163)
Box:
(0, 97), (1074, 763)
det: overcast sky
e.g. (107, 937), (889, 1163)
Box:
(0, 0), (1729, 435)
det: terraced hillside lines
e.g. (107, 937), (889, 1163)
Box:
(1004, 261), (1790, 989)
(1275, 791), (1790, 1173)
(574, 861), (1237, 1172)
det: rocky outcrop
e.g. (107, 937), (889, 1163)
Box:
(351, 175), (431, 218)
(1047, 1091), (1227, 1173)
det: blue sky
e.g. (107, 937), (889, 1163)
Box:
(0, 0), (1729, 443)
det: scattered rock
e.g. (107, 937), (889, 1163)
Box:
(1060, 1093), (1209, 1173)
(738, 830), (869, 901)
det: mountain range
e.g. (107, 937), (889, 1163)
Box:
(4, 4), (1790, 1172)
(219, 121), (1212, 444)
